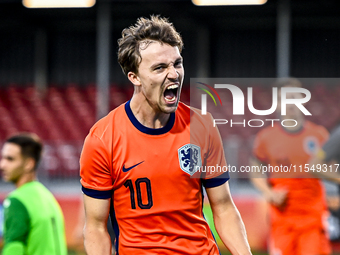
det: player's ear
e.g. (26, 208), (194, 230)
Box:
(127, 72), (141, 86)
(23, 157), (35, 172)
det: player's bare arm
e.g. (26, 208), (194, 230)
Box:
(83, 194), (112, 255)
(249, 157), (288, 208)
(251, 178), (288, 208)
(206, 182), (252, 255)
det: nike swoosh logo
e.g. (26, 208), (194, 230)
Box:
(122, 161), (144, 172)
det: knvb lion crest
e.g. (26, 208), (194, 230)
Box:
(178, 144), (202, 176)
(303, 136), (319, 155)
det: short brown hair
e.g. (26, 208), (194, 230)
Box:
(117, 15), (183, 76)
(6, 133), (43, 170)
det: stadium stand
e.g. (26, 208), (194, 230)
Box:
(0, 83), (338, 180)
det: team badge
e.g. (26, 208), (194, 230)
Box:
(303, 136), (319, 155)
(178, 144), (202, 175)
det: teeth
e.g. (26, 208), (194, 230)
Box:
(167, 84), (179, 90)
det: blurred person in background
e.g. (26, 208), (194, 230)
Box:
(310, 121), (340, 242)
(0, 133), (67, 255)
(80, 15), (252, 255)
(311, 121), (340, 182)
(250, 78), (332, 255)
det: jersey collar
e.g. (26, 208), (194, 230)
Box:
(124, 100), (175, 135)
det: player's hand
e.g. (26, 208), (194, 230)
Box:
(266, 189), (288, 210)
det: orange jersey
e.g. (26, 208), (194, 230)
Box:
(253, 121), (329, 226)
(80, 101), (229, 255)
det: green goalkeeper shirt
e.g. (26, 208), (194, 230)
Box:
(2, 181), (67, 255)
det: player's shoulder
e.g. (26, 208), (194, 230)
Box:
(175, 102), (216, 137)
(305, 120), (329, 137)
(4, 189), (26, 210)
(8, 182), (45, 199)
(305, 120), (326, 130)
(175, 101), (190, 116)
(88, 103), (126, 139)
(2, 196), (26, 213)
(178, 101), (214, 125)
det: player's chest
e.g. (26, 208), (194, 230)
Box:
(266, 133), (320, 164)
(111, 131), (205, 186)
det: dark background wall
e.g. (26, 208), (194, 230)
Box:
(0, 0), (340, 86)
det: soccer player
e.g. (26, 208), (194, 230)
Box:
(80, 15), (252, 255)
(0, 133), (67, 255)
(250, 78), (331, 255)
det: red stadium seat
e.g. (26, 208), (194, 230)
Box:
(0, 82), (338, 180)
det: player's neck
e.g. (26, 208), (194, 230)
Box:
(280, 115), (305, 133)
(130, 97), (170, 129)
(15, 172), (37, 188)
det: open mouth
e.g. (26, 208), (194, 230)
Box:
(164, 84), (179, 103)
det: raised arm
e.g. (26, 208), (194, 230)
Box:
(206, 182), (252, 255)
(83, 194), (112, 255)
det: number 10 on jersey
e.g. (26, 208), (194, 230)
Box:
(124, 178), (153, 209)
